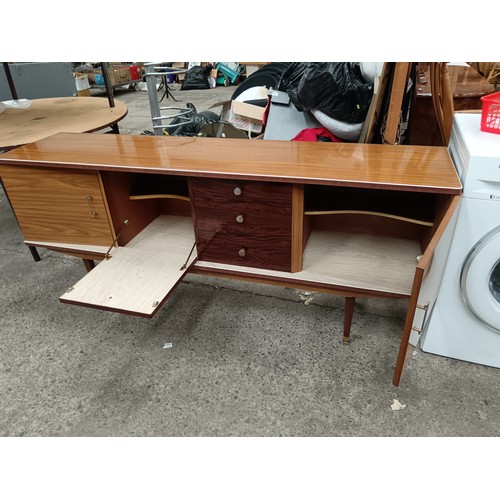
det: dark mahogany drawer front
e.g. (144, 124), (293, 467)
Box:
(190, 178), (294, 271)
(196, 229), (292, 272)
(194, 207), (291, 233)
(189, 178), (293, 216)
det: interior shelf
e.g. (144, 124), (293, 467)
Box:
(129, 173), (190, 201)
(304, 185), (437, 227)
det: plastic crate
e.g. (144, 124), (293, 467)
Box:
(130, 65), (140, 81)
(480, 91), (500, 135)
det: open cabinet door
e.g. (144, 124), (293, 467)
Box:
(392, 195), (461, 386)
(60, 215), (196, 317)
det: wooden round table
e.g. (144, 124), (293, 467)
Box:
(0, 96), (128, 150)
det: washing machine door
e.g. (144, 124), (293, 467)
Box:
(461, 226), (500, 333)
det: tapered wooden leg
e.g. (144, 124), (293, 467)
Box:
(82, 259), (95, 272)
(343, 297), (356, 344)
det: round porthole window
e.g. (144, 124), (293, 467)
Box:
(489, 260), (500, 305)
(460, 227), (500, 333)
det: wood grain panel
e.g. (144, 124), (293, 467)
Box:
(189, 177), (293, 212)
(195, 229), (292, 272)
(99, 170), (160, 246)
(0, 165), (114, 246)
(0, 132), (462, 194)
(190, 177), (293, 271)
(193, 215), (290, 236)
(291, 184), (304, 272)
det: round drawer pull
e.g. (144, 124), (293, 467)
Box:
(236, 214), (244, 223)
(238, 248), (246, 257)
(233, 186), (242, 196)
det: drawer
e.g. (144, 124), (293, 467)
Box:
(196, 229), (292, 272)
(190, 177), (294, 271)
(189, 178), (293, 214)
(194, 206), (292, 233)
(0, 166), (114, 247)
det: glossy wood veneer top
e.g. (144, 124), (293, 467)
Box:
(0, 132), (462, 193)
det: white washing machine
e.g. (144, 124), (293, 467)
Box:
(420, 113), (500, 367)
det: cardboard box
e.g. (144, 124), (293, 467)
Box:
(109, 66), (132, 86)
(231, 100), (266, 122)
(209, 100), (263, 135)
(172, 62), (186, 82)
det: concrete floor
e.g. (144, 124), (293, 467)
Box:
(1, 82), (500, 437)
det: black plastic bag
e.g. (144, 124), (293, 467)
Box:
(168, 103), (220, 136)
(279, 62), (373, 124)
(181, 65), (212, 90)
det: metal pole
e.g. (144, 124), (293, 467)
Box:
(145, 63), (163, 136)
(99, 62), (115, 108)
(3, 63), (18, 100)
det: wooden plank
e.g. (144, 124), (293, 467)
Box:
(291, 184), (304, 272)
(0, 132), (462, 194)
(383, 63), (411, 145)
(359, 63), (391, 143)
(392, 195), (460, 385)
(59, 215), (196, 317)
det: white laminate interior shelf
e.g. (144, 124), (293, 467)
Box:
(196, 229), (421, 297)
(303, 210), (434, 227)
(59, 215), (196, 316)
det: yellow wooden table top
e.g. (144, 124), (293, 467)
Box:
(0, 131), (462, 194)
(0, 97), (128, 149)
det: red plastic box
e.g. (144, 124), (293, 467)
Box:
(480, 91), (500, 135)
(130, 65), (140, 81)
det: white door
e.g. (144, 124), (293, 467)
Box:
(460, 226), (500, 333)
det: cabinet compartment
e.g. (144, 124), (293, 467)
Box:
(0, 165), (114, 247)
(304, 185), (437, 226)
(100, 171), (193, 248)
(189, 178), (293, 271)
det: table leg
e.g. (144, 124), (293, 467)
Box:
(83, 259), (95, 273)
(343, 297), (356, 344)
(109, 123), (120, 134)
(28, 245), (41, 262)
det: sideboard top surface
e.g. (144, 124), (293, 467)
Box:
(0, 132), (462, 193)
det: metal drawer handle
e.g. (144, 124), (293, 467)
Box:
(86, 195), (96, 217)
(238, 248), (246, 257)
(236, 214), (244, 223)
(233, 186), (242, 196)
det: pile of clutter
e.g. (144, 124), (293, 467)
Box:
(167, 62), (381, 142)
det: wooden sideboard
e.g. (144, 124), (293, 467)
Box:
(0, 133), (462, 385)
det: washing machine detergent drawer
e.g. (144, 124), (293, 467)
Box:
(462, 156), (500, 199)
